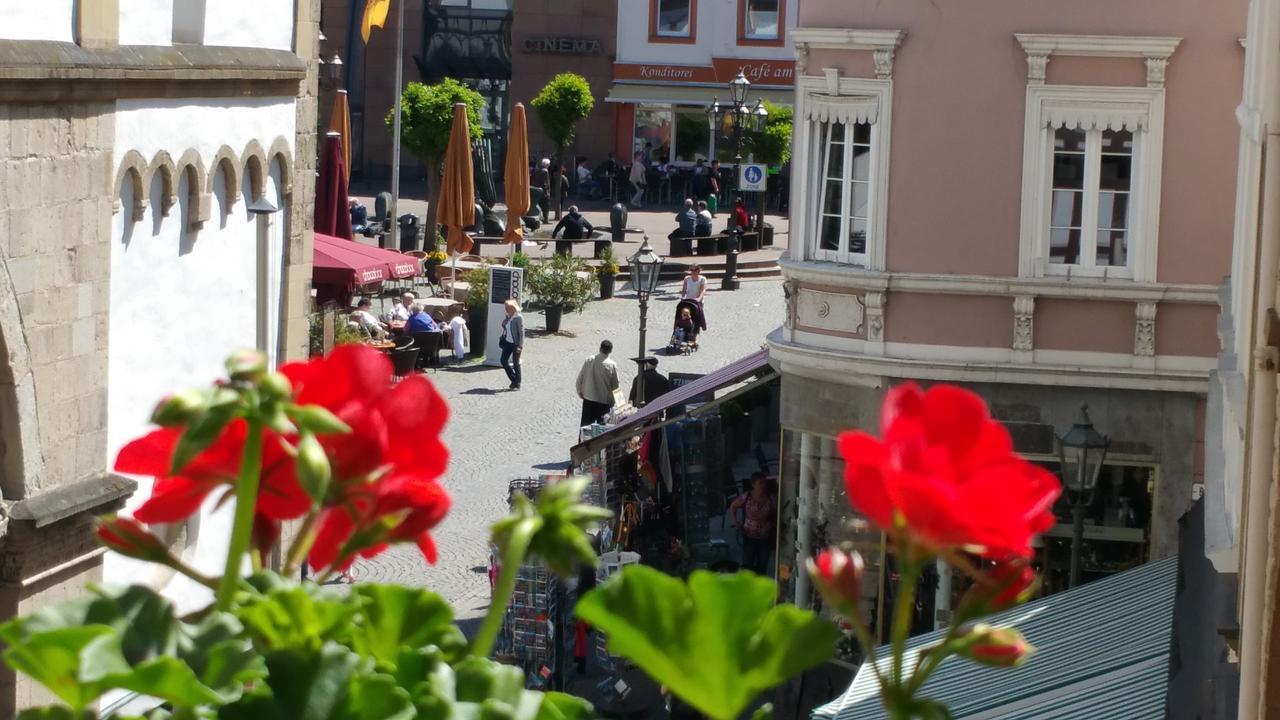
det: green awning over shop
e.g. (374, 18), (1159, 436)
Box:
(813, 557), (1178, 720)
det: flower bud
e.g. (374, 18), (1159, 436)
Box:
(252, 515), (281, 556)
(986, 560), (1037, 612)
(287, 404), (352, 435)
(149, 389), (206, 427)
(807, 548), (863, 616)
(954, 624), (1031, 667)
(295, 432), (332, 502)
(225, 350), (268, 383)
(96, 516), (171, 565)
(259, 372), (293, 401)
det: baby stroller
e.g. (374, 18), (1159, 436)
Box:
(666, 299), (702, 355)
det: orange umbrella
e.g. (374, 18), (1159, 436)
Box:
(503, 103), (530, 244)
(438, 103), (475, 257)
(329, 89), (352, 185)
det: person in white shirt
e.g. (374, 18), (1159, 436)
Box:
(352, 298), (387, 339)
(448, 308), (469, 363)
(681, 265), (707, 303)
(629, 153), (647, 209)
(388, 292), (414, 323)
(575, 339), (620, 427)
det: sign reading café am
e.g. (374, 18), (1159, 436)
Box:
(522, 36), (604, 55)
(613, 58), (796, 87)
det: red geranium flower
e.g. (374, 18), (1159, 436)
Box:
(279, 345), (452, 571)
(838, 383), (1060, 558)
(115, 419), (310, 524)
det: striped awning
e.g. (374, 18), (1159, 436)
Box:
(813, 557), (1178, 720)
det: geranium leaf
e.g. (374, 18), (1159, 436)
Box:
(237, 586), (355, 652)
(576, 567), (839, 720)
(535, 692), (595, 720)
(260, 643), (361, 718)
(108, 656), (226, 707)
(348, 585), (464, 668)
(15, 707), (85, 720)
(335, 671), (416, 720)
(0, 625), (123, 711)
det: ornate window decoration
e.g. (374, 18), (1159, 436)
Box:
(1015, 34), (1180, 283)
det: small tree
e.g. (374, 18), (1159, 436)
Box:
(387, 78), (485, 247)
(530, 73), (595, 219)
(747, 101), (793, 166)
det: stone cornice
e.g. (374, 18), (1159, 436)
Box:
(0, 41), (306, 101)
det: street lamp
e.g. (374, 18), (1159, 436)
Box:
(707, 71), (768, 291)
(322, 53), (343, 88)
(1057, 404), (1110, 588)
(628, 236), (665, 406)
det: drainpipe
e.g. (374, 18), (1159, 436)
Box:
(794, 433), (817, 608)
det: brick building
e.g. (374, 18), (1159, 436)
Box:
(0, 0), (319, 712)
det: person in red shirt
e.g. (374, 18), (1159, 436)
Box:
(733, 197), (751, 233)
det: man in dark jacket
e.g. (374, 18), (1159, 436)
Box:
(629, 356), (671, 406)
(552, 205), (594, 240)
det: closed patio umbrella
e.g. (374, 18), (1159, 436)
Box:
(330, 89), (352, 185)
(315, 131), (352, 240)
(503, 103), (530, 246)
(438, 103), (475, 258)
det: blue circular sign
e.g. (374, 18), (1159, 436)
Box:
(744, 166), (764, 184)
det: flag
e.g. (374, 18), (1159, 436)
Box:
(361, 0), (391, 43)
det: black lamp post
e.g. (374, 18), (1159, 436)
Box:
(1057, 405), (1110, 588)
(707, 72), (767, 291)
(628, 236), (665, 406)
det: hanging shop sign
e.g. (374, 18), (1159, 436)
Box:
(613, 58), (796, 87)
(522, 36), (604, 55)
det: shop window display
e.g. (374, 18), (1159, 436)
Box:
(633, 106), (672, 162)
(674, 108), (711, 163)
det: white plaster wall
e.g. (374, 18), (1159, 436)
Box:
(0, 0), (75, 42)
(202, 0), (294, 51)
(616, 0), (797, 67)
(105, 97), (295, 613)
(119, 0), (175, 46)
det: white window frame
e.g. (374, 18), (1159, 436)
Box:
(1019, 86), (1164, 282)
(793, 76), (892, 270)
(1014, 33), (1179, 284)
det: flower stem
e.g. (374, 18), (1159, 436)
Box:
(283, 509), (320, 577)
(889, 545), (922, 690)
(215, 418), (264, 611)
(846, 607), (889, 693)
(470, 520), (535, 658)
(168, 556), (219, 592)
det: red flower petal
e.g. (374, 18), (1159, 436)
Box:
(132, 475), (218, 524)
(114, 429), (181, 475)
(309, 507), (356, 571)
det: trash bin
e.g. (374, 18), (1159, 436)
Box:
(762, 222), (774, 247)
(610, 203), (628, 242)
(398, 213), (420, 252)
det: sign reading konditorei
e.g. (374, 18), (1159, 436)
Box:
(613, 58), (796, 87)
(522, 36), (604, 55)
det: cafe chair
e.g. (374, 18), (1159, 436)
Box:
(411, 331), (443, 371)
(392, 335), (416, 350)
(389, 347), (420, 383)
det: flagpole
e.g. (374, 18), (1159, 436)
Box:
(389, 0), (405, 249)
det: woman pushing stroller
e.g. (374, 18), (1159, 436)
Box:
(668, 265), (708, 353)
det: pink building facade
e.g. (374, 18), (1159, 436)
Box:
(768, 1), (1246, 622)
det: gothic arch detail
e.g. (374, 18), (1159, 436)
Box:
(145, 151), (178, 217)
(113, 150), (149, 221)
(240, 140), (268, 202)
(208, 145), (241, 208)
(175, 149), (210, 227)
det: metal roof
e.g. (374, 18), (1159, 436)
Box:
(813, 557), (1178, 720)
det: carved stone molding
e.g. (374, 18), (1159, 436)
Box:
(1144, 57), (1168, 88)
(1135, 302), (1157, 356)
(864, 291), (886, 343)
(783, 279), (799, 329)
(798, 289), (864, 334)
(793, 28), (906, 79)
(873, 49), (895, 80)
(1013, 295), (1035, 352)
(1026, 54), (1049, 84)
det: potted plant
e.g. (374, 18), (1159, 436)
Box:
(424, 247), (447, 283)
(597, 245), (619, 300)
(463, 265), (489, 356)
(527, 253), (597, 333)
(511, 250), (531, 269)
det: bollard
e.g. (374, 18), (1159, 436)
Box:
(721, 230), (741, 291)
(610, 203), (628, 243)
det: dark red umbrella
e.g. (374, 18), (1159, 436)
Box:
(315, 131), (353, 240)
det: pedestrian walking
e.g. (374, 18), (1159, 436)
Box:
(532, 158), (551, 222)
(576, 340), (619, 427)
(628, 153), (647, 208)
(499, 300), (524, 390)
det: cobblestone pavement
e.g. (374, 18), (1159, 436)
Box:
(351, 278), (785, 619)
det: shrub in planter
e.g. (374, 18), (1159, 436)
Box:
(424, 248), (447, 282)
(463, 265), (489, 355)
(527, 253), (597, 332)
(511, 250), (531, 269)
(597, 246), (619, 300)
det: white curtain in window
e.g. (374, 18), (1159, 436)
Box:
(804, 95), (878, 126)
(1040, 100), (1149, 132)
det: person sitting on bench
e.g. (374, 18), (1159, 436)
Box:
(552, 205), (594, 241)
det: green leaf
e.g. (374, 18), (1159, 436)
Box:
(1, 625), (123, 711)
(110, 656), (227, 707)
(261, 643), (361, 718)
(534, 693), (595, 720)
(171, 402), (240, 475)
(15, 707), (87, 720)
(576, 567), (839, 720)
(348, 585), (464, 667)
(491, 476), (610, 578)
(335, 671), (416, 720)
(237, 586), (355, 652)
